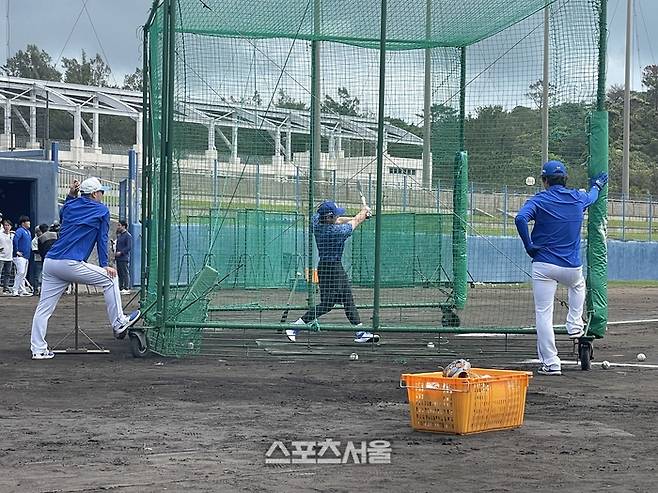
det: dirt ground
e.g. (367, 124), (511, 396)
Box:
(1, 285), (658, 492)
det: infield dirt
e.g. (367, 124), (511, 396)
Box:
(1, 284), (657, 492)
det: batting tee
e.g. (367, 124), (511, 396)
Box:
(140, 0), (608, 356)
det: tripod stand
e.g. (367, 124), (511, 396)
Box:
(52, 284), (111, 354)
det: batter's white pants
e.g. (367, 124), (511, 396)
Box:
(30, 258), (129, 354)
(532, 262), (586, 368)
(11, 257), (28, 295)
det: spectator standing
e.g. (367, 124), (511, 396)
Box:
(31, 224), (51, 295)
(115, 219), (133, 295)
(37, 223), (58, 260)
(12, 216), (32, 297)
(0, 219), (13, 294)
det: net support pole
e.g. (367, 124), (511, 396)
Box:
(541, 5), (550, 164)
(372, 0), (388, 330)
(140, 21), (150, 302)
(452, 46), (468, 310)
(422, 0), (432, 189)
(156, 0), (176, 325)
(307, 0), (321, 310)
(586, 0), (609, 338)
(622, 0), (631, 198)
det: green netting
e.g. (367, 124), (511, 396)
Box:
(142, 0), (607, 357)
(176, 0), (555, 49)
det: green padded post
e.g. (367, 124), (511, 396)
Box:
(452, 151), (468, 309)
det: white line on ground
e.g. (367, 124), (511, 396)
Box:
(517, 358), (658, 369)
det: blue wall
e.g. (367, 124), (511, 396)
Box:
(0, 156), (58, 226)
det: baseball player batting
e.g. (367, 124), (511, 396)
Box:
(286, 199), (376, 343)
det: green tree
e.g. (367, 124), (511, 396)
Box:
(642, 64), (658, 111)
(322, 87), (360, 116)
(525, 79), (557, 110)
(122, 68), (143, 91)
(275, 89), (308, 110)
(2, 44), (62, 81)
(62, 50), (112, 86)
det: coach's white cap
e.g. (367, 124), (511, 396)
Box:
(80, 177), (110, 194)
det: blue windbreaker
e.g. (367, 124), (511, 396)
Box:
(47, 196), (111, 267)
(515, 185), (599, 268)
(12, 226), (31, 258)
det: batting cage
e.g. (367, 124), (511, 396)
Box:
(138, 0), (608, 357)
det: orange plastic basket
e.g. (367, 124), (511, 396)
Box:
(400, 368), (532, 435)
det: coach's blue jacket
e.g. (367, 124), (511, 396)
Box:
(515, 184), (599, 268)
(12, 226), (31, 258)
(47, 195), (111, 267)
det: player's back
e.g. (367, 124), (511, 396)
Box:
(47, 197), (109, 262)
(529, 186), (589, 268)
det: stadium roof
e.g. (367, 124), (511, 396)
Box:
(0, 76), (422, 146)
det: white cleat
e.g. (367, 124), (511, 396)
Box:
(32, 350), (55, 360)
(354, 331), (380, 344)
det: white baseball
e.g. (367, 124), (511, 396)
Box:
(601, 360), (610, 369)
(637, 353), (646, 362)
(349, 352), (359, 361)
(525, 176), (535, 186)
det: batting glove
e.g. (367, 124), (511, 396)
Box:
(590, 172), (608, 191)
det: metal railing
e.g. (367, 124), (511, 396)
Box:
(57, 168), (120, 218)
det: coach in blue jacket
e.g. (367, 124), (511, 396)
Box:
(12, 215), (32, 296)
(515, 161), (607, 376)
(29, 178), (140, 360)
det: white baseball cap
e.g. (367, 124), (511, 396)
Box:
(80, 177), (110, 194)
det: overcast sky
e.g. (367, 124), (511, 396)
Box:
(1, 0), (656, 89)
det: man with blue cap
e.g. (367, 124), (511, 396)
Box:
(29, 178), (140, 360)
(515, 160), (607, 375)
(286, 199), (377, 343)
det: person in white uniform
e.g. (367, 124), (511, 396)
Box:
(30, 178), (141, 360)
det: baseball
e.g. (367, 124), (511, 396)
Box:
(525, 176), (535, 186)
(637, 353), (646, 362)
(601, 360), (610, 369)
(187, 342), (195, 350)
(349, 352), (359, 361)
(427, 342), (435, 348)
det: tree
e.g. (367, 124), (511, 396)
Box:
(229, 90), (262, 107)
(275, 89), (308, 110)
(123, 68), (143, 91)
(642, 64), (658, 111)
(62, 50), (112, 87)
(525, 79), (557, 109)
(2, 44), (62, 81)
(322, 87), (360, 116)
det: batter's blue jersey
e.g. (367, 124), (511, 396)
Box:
(47, 195), (111, 267)
(312, 213), (353, 261)
(515, 185), (599, 268)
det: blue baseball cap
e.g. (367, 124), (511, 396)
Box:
(317, 200), (346, 217)
(541, 160), (568, 177)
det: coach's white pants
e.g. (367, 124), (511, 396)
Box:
(30, 258), (129, 354)
(532, 262), (585, 368)
(11, 257), (28, 295)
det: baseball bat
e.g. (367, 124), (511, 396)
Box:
(355, 179), (371, 219)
